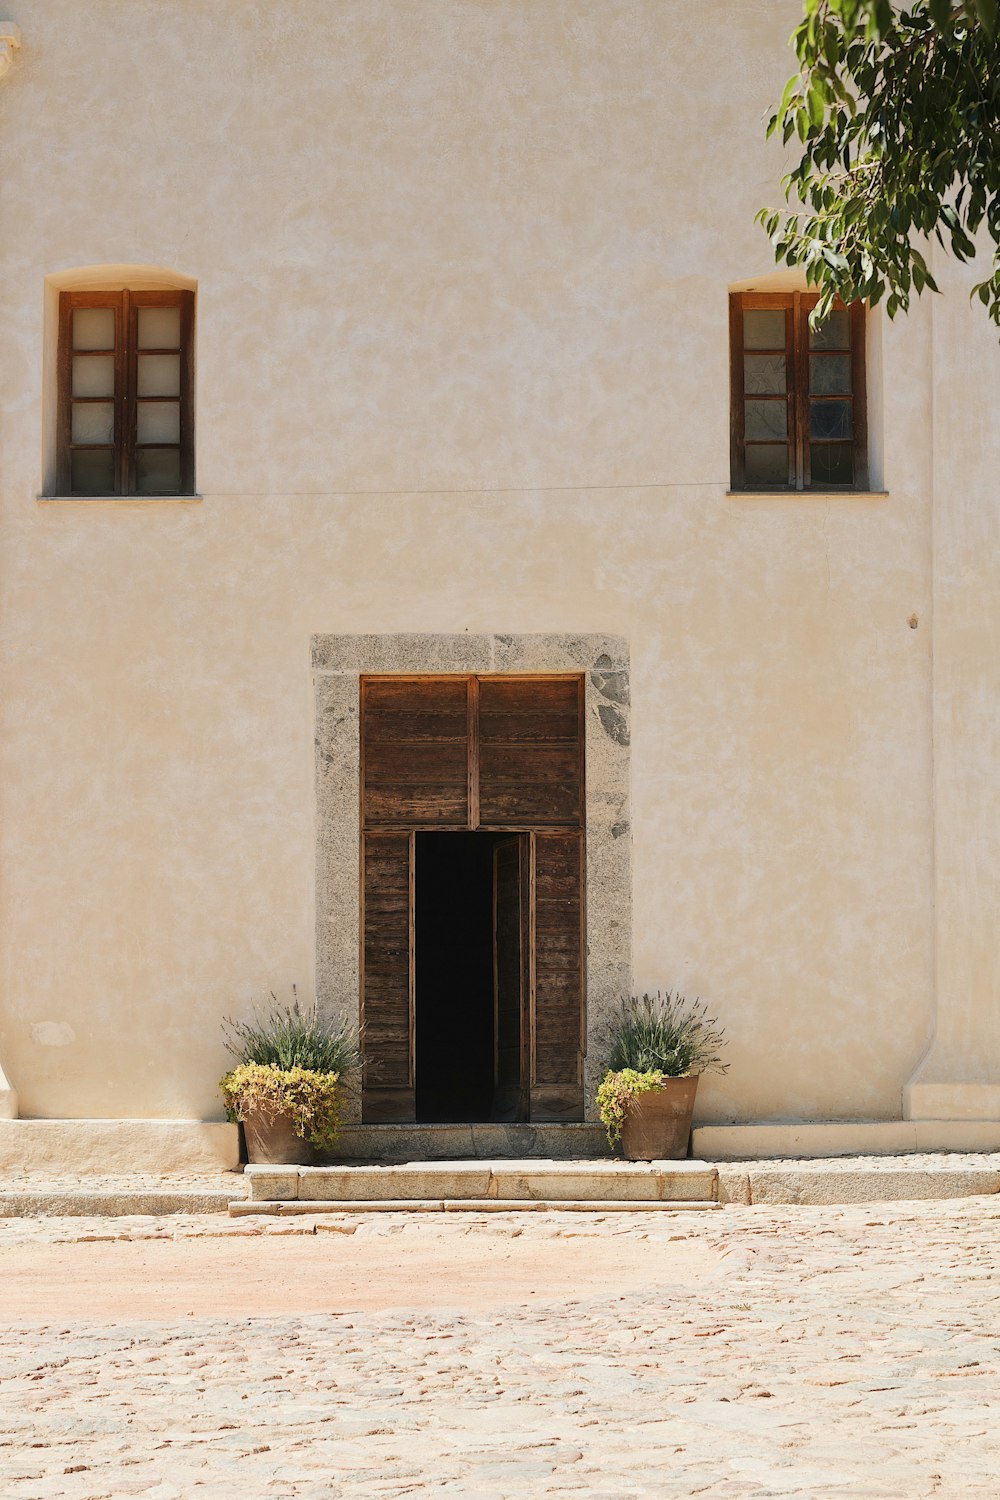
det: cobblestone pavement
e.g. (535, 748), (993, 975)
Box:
(3, 1197), (1000, 1498)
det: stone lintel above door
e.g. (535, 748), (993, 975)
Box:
(312, 633), (631, 1122)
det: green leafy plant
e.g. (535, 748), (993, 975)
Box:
(596, 1067), (671, 1148)
(219, 1062), (345, 1150)
(597, 992), (728, 1148)
(606, 992), (728, 1078)
(221, 989), (357, 1074)
(219, 991), (357, 1150)
(758, 0), (1000, 329)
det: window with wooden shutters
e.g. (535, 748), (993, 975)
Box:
(57, 289), (195, 497)
(730, 291), (867, 492)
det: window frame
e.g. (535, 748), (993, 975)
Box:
(729, 290), (867, 493)
(56, 288), (195, 497)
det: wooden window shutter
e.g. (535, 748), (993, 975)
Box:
(361, 832), (415, 1122)
(478, 677), (584, 828)
(361, 677), (472, 828)
(530, 832), (585, 1120)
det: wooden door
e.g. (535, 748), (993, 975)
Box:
(360, 832), (414, 1122)
(492, 836), (528, 1121)
(360, 673), (586, 1124)
(478, 676), (584, 827)
(531, 832), (585, 1120)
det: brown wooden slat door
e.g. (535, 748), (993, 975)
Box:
(531, 832), (585, 1120)
(493, 836), (528, 1122)
(478, 677), (583, 828)
(361, 832), (415, 1122)
(362, 677), (472, 828)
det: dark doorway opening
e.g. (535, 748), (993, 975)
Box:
(415, 831), (524, 1123)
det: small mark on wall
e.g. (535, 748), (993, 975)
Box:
(31, 1022), (75, 1047)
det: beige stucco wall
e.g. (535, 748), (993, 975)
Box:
(0, 0), (993, 1125)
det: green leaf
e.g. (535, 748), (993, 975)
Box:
(971, 0), (998, 34)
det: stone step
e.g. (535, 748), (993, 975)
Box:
(317, 1124), (612, 1162)
(0, 1188), (240, 1217)
(231, 1198), (722, 1216)
(244, 1158), (718, 1205)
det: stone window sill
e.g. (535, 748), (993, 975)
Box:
(727, 490), (889, 501)
(37, 494), (203, 505)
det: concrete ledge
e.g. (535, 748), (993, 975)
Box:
(0, 1189), (238, 1217)
(724, 1163), (1000, 1206)
(0, 1120), (241, 1173)
(245, 1159), (718, 1204)
(693, 1119), (1000, 1160)
(231, 1198), (723, 1216)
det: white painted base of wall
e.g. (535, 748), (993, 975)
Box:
(0, 1072), (16, 1120)
(692, 1119), (1000, 1161)
(903, 1083), (1000, 1121)
(0, 1120), (240, 1174)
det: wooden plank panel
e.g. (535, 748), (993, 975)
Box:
(478, 677), (583, 828)
(530, 832), (585, 1119)
(361, 831), (415, 1121)
(493, 836), (528, 1121)
(362, 677), (471, 829)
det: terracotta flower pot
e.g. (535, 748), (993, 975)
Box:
(620, 1075), (699, 1161)
(242, 1107), (313, 1165)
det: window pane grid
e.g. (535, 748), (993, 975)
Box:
(731, 293), (864, 491)
(738, 304), (791, 487)
(58, 289), (193, 496)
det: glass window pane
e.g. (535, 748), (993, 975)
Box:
(809, 310), (850, 350)
(71, 403), (114, 444)
(136, 448), (182, 494)
(811, 443), (854, 485)
(745, 399), (787, 440)
(744, 354), (786, 395)
(72, 354), (114, 397)
(810, 400), (853, 440)
(810, 354), (852, 395)
(745, 444), (789, 486)
(743, 309), (786, 349)
(137, 354), (180, 397)
(137, 306), (181, 349)
(70, 449), (115, 494)
(137, 401), (180, 444)
(73, 308), (115, 351)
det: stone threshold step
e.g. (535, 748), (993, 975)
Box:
(246, 1159), (718, 1204)
(325, 1123), (611, 1161)
(0, 1190), (237, 1217)
(231, 1198), (723, 1216)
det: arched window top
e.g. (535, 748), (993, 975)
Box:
(46, 264), (197, 294)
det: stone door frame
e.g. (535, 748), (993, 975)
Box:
(312, 633), (631, 1119)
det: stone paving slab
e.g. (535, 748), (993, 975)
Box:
(2, 1199), (1000, 1495)
(231, 1197), (723, 1215)
(0, 1172), (248, 1218)
(254, 1158), (718, 1204)
(718, 1151), (1000, 1205)
(1, 1152), (999, 1217)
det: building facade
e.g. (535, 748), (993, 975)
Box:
(1, 0), (999, 1160)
